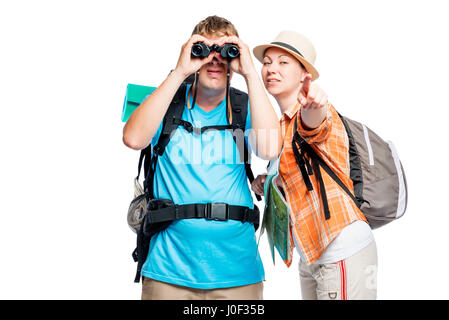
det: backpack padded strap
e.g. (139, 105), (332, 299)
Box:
(229, 87), (247, 126)
(229, 88), (262, 202)
(143, 84), (187, 197)
(336, 113), (365, 207)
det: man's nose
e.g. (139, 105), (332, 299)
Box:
(210, 54), (225, 66)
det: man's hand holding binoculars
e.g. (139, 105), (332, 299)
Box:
(223, 35), (258, 79)
(175, 34), (216, 78)
(174, 34), (257, 80)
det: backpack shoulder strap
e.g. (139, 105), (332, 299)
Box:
(292, 117), (360, 220)
(229, 87), (261, 201)
(336, 113), (364, 206)
(143, 84), (187, 197)
(137, 84), (188, 180)
(228, 87), (248, 128)
(138, 145), (152, 181)
(154, 84), (188, 155)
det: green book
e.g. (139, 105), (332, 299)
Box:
(121, 83), (157, 122)
(262, 159), (292, 265)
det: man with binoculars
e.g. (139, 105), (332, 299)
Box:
(123, 16), (281, 300)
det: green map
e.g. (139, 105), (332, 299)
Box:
(261, 161), (292, 265)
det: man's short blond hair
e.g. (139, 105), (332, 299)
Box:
(191, 15), (239, 37)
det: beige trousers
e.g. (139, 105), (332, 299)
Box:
(299, 241), (378, 300)
(141, 277), (264, 300)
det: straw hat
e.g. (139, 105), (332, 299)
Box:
(253, 30), (319, 81)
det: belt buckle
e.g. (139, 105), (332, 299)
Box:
(205, 203), (228, 221)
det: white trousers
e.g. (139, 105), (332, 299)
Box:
(298, 241), (378, 300)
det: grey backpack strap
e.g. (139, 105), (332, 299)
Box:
(337, 113), (365, 207)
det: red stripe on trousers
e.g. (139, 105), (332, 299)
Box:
(339, 261), (347, 300)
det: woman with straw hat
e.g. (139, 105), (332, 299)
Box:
(252, 31), (378, 300)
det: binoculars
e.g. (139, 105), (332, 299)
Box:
(191, 42), (240, 59)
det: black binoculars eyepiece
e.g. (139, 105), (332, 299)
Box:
(191, 42), (240, 60)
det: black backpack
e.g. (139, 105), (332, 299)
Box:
(131, 79), (261, 282)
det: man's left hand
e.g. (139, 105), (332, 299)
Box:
(216, 36), (257, 78)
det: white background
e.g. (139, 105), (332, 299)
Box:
(1, 0), (448, 299)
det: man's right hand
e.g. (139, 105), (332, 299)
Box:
(174, 35), (216, 78)
(251, 174), (267, 197)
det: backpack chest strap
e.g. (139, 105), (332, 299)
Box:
(172, 118), (245, 134)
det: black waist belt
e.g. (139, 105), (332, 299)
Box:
(145, 202), (259, 226)
(133, 201), (259, 283)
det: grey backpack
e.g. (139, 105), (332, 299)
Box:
(292, 113), (408, 229)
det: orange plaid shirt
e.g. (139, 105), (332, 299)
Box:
(277, 102), (367, 266)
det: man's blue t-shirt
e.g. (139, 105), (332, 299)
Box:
(141, 85), (265, 289)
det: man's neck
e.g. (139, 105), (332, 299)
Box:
(193, 84), (227, 112)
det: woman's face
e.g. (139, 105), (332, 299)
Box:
(261, 47), (306, 98)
